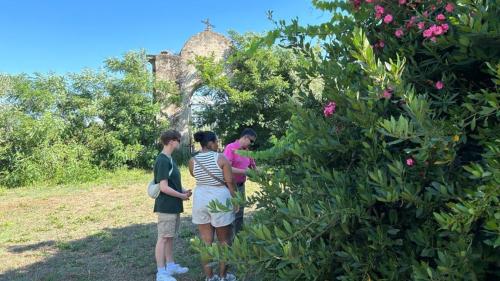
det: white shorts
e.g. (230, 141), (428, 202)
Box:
(192, 185), (235, 227)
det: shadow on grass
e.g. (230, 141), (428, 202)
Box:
(0, 216), (204, 281)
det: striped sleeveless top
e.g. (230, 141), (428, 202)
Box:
(193, 151), (224, 186)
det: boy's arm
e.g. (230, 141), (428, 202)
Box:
(159, 180), (188, 199)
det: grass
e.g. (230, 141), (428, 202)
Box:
(0, 167), (260, 281)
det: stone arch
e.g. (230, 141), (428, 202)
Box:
(148, 28), (232, 147)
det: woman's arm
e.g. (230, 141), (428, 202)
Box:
(188, 158), (195, 177)
(219, 155), (236, 197)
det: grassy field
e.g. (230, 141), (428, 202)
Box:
(0, 168), (260, 281)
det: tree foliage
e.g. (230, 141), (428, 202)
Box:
(0, 51), (168, 187)
(193, 1), (499, 280)
(194, 32), (306, 148)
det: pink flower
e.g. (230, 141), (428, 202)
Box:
(352, 0), (362, 9)
(435, 81), (444, 89)
(399, 0), (406, 4)
(423, 29), (433, 38)
(382, 89), (392, 99)
(445, 3), (455, 13)
(423, 11), (429, 18)
(417, 22), (426, 30)
(378, 40), (385, 48)
(436, 13), (446, 21)
(406, 16), (417, 28)
(430, 36), (437, 42)
(365, 0), (374, 3)
(323, 101), (336, 117)
(441, 23), (449, 32)
(384, 14), (393, 24)
(395, 28), (404, 38)
(375, 5), (385, 19)
(433, 25), (444, 35)
(406, 157), (415, 167)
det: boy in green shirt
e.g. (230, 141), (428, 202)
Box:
(154, 130), (192, 281)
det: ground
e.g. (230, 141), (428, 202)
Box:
(0, 168), (259, 281)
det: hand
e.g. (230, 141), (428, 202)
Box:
(180, 193), (190, 200)
(184, 189), (192, 198)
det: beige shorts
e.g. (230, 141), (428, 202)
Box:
(192, 185), (235, 227)
(157, 213), (180, 238)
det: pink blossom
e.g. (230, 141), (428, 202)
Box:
(378, 40), (385, 48)
(433, 25), (444, 35)
(423, 11), (429, 18)
(445, 3), (455, 13)
(406, 158), (415, 166)
(365, 0), (374, 3)
(407, 16), (417, 28)
(430, 36), (437, 42)
(395, 28), (404, 38)
(417, 22), (426, 30)
(436, 13), (446, 21)
(352, 0), (361, 9)
(399, 0), (406, 4)
(424, 24), (447, 38)
(423, 29), (433, 38)
(384, 14), (393, 24)
(441, 23), (449, 32)
(435, 81), (444, 90)
(382, 89), (392, 99)
(323, 101), (337, 117)
(375, 5), (385, 19)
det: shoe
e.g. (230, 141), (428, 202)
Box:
(205, 275), (220, 281)
(166, 263), (189, 275)
(220, 273), (237, 281)
(156, 272), (176, 281)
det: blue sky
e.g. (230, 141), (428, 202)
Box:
(0, 0), (328, 74)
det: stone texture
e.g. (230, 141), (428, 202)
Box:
(148, 29), (232, 146)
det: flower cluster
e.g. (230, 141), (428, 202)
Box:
(323, 101), (337, 117)
(356, 1), (456, 43)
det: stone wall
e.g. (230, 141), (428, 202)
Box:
(148, 29), (232, 146)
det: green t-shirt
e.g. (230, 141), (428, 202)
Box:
(153, 153), (183, 214)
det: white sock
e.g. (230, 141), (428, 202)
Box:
(158, 267), (167, 274)
(166, 262), (175, 268)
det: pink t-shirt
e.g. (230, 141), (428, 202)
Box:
(223, 140), (255, 184)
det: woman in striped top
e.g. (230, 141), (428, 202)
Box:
(188, 131), (237, 281)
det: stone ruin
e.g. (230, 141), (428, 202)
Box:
(148, 21), (232, 147)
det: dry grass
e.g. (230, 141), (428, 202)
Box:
(0, 168), (260, 281)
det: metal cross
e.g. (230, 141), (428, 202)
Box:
(201, 18), (215, 31)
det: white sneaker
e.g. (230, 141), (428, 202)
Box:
(220, 273), (237, 281)
(156, 272), (176, 281)
(165, 263), (189, 275)
(205, 276), (220, 281)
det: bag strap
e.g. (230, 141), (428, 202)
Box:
(161, 152), (174, 177)
(193, 155), (226, 186)
(168, 156), (173, 177)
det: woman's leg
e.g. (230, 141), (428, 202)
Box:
(215, 224), (233, 277)
(198, 223), (215, 277)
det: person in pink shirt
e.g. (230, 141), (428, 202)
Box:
(223, 128), (257, 235)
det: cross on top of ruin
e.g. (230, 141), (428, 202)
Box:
(201, 18), (215, 31)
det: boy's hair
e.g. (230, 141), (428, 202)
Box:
(160, 130), (181, 145)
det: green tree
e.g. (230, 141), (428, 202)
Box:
(194, 32), (304, 148)
(194, 1), (499, 280)
(0, 50), (170, 187)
